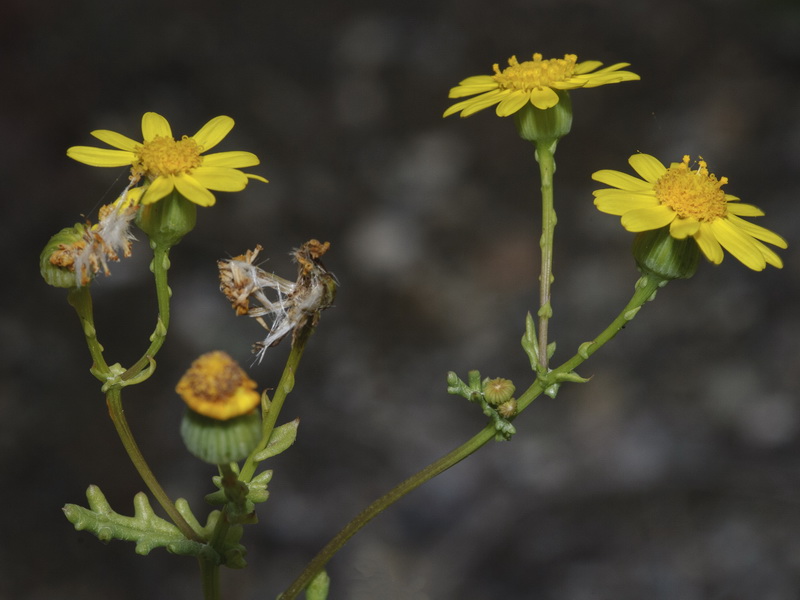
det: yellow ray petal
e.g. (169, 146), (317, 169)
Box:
(456, 75), (496, 87)
(709, 218), (766, 270)
(445, 90), (506, 118)
(141, 112), (172, 141)
(620, 205), (675, 232)
(140, 175), (176, 205)
(90, 129), (141, 151)
(628, 153), (666, 183)
(528, 86), (560, 110)
(574, 60), (603, 74)
(592, 169), (652, 191)
(67, 146), (135, 167)
(726, 214), (788, 248)
(669, 216), (700, 239)
(593, 193), (658, 216)
(448, 82), (499, 98)
(192, 167), (248, 192)
(203, 150), (260, 168)
(694, 223), (724, 264)
(174, 174), (216, 206)
(726, 203), (765, 217)
(193, 116), (234, 152)
(751, 238), (784, 268)
(495, 90), (531, 117)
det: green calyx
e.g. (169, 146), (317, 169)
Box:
(633, 227), (700, 280)
(513, 91), (573, 145)
(136, 190), (197, 248)
(181, 409), (262, 465)
(40, 224), (86, 288)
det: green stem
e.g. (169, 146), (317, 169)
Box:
(121, 243), (171, 382)
(200, 326), (314, 597)
(538, 273), (666, 393)
(278, 273), (666, 599)
(198, 556), (221, 600)
(277, 423), (501, 600)
(68, 286), (111, 379)
(535, 142), (556, 370)
(239, 326), (311, 483)
(105, 387), (200, 542)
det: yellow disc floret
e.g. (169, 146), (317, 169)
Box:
(135, 135), (203, 178)
(654, 156), (727, 222)
(492, 53), (578, 91)
(176, 351), (261, 420)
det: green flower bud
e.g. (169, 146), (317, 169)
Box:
(633, 227), (700, 280)
(482, 378), (516, 406)
(136, 190), (196, 248)
(180, 409), (261, 465)
(513, 91), (573, 144)
(40, 225), (87, 288)
(497, 398), (518, 419)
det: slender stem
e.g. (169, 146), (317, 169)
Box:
(68, 286), (111, 378)
(239, 326), (311, 483)
(535, 142), (557, 370)
(198, 556), (220, 600)
(278, 273), (667, 599)
(544, 274), (666, 387)
(121, 243), (171, 382)
(278, 423), (500, 600)
(105, 387), (200, 541)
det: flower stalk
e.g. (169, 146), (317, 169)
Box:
(535, 141), (557, 370)
(105, 386), (200, 542)
(279, 273), (666, 599)
(121, 242), (171, 382)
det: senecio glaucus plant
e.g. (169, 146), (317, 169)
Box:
(41, 53), (786, 600)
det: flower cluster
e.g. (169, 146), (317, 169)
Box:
(218, 240), (338, 361)
(593, 154), (786, 271)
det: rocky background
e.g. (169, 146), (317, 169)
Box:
(3, 0), (800, 598)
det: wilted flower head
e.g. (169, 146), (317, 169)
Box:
(176, 351), (261, 421)
(46, 194), (138, 287)
(219, 240), (337, 361)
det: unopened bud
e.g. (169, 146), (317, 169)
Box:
(482, 378), (516, 406)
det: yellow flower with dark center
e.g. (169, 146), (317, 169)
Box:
(176, 351), (261, 420)
(593, 154), (787, 271)
(443, 53), (639, 118)
(67, 112), (268, 207)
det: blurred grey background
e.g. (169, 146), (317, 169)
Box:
(3, 0), (800, 598)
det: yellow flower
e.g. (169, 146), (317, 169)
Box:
(443, 53), (639, 118)
(67, 112), (268, 207)
(176, 351), (261, 420)
(593, 154), (787, 271)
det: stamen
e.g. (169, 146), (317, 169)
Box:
(492, 53), (578, 91)
(135, 135), (203, 178)
(654, 156), (727, 222)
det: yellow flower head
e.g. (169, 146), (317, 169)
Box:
(176, 351), (261, 420)
(593, 154), (787, 271)
(443, 53), (640, 118)
(67, 112), (268, 207)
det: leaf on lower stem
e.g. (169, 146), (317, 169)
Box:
(305, 569), (330, 600)
(521, 312), (540, 371)
(63, 485), (211, 559)
(253, 418), (300, 462)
